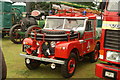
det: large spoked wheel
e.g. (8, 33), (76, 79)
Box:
(9, 24), (24, 44)
(90, 44), (100, 63)
(25, 58), (41, 70)
(25, 25), (41, 38)
(61, 53), (77, 78)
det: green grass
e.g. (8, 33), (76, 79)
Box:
(2, 37), (99, 78)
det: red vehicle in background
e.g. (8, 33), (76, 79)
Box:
(95, 0), (120, 80)
(20, 9), (101, 78)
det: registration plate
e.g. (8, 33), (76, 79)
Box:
(103, 69), (117, 79)
(105, 71), (114, 78)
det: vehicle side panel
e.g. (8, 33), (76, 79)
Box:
(55, 41), (82, 59)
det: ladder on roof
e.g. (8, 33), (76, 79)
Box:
(52, 2), (101, 15)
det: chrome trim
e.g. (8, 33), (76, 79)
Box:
(84, 37), (96, 40)
(20, 53), (65, 65)
(79, 40), (86, 43)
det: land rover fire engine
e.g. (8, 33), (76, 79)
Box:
(20, 9), (101, 78)
(95, 0), (120, 80)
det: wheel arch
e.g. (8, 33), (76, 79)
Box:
(70, 48), (79, 61)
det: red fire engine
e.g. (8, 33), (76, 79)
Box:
(95, 0), (120, 80)
(20, 9), (101, 78)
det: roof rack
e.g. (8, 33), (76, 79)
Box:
(53, 8), (100, 17)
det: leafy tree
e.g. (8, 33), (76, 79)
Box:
(30, 2), (52, 12)
(72, 2), (97, 7)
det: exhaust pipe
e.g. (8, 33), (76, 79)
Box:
(51, 63), (56, 69)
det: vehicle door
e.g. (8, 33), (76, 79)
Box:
(83, 20), (95, 54)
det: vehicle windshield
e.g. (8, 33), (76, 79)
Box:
(64, 19), (84, 29)
(45, 18), (85, 30)
(45, 18), (64, 29)
(107, 0), (120, 11)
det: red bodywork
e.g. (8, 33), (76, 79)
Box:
(23, 9), (99, 62)
(23, 38), (38, 54)
(23, 32), (98, 59)
(96, 64), (120, 80)
(95, 1), (120, 80)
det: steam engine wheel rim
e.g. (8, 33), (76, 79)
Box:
(25, 25), (41, 38)
(10, 24), (24, 44)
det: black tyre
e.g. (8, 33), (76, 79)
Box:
(25, 25), (41, 38)
(2, 34), (4, 38)
(42, 30), (65, 34)
(90, 43), (100, 63)
(9, 24), (24, 44)
(0, 33), (4, 38)
(61, 53), (77, 78)
(0, 48), (7, 80)
(25, 58), (41, 70)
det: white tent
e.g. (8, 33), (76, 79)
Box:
(0, 0), (12, 3)
(12, 2), (26, 6)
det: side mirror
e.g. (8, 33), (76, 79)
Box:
(98, 2), (106, 11)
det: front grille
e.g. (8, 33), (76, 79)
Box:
(104, 30), (120, 50)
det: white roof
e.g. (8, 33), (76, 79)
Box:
(47, 16), (88, 19)
(0, 0), (12, 3)
(96, 16), (102, 19)
(12, 2), (26, 6)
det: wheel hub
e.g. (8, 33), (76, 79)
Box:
(68, 58), (75, 74)
(70, 64), (75, 68)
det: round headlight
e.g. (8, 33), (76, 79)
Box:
(51, 41), (56, 47)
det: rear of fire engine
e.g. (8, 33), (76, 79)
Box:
(95, 0), (120, 80)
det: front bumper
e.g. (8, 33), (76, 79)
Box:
(20, 53), (65, 65)
(95, 63), (120, 80)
